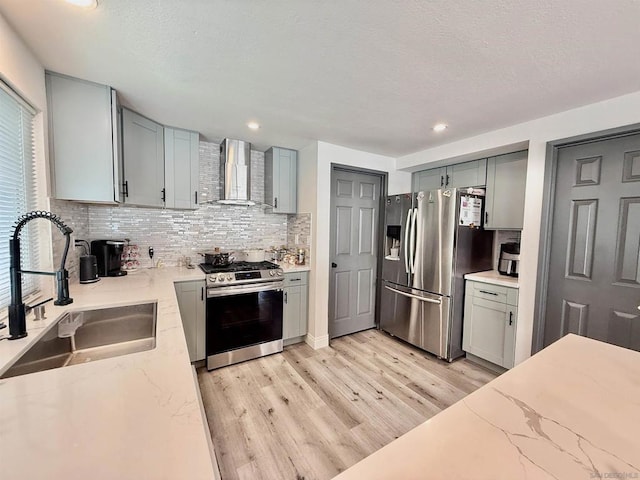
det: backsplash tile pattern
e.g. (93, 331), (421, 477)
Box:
(49, 199), (90, 280)
(287, 213), (311, 251)
(51, 142), (288, 277)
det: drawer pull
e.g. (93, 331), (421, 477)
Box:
(290, 278), (301, 282)
(479, 290), (498, 296)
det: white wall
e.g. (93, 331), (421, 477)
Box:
(299, 141), (411, 349)
(397, 90), (640, 364)
(0, 12), (53, 274)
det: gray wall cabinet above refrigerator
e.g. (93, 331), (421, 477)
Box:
(484, 151), (528, 230)
(413, 158), (487, 191)
(46, 72), (123, 203)
(265, 147), (297, 213)
(121, 108), (165, 208)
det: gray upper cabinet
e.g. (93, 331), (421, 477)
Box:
(413, 159), (487, 191)
(164, 127), (199, 209)
(484, 151), (528, 230)
(46, 72), (123, 203)
(413, 166), (446, 191)
(265, 147), (297, 213)
(122, 108), (165, 207)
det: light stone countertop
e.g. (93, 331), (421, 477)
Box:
(465, 269), (520, 288)
(275, 262), (311, 273)
(334, 334), (640, 479)
(0, 266), (219, 480)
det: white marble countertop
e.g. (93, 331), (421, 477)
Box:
(274, 262), (311, 273)
(0, 266), (218, 480)
(334, 334), (640, 479)
(465, 269), (519, 288)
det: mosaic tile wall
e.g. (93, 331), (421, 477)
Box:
(49, 199), (90, 281)
(50, 141), (311, 278)
(287, 213), (311, 251)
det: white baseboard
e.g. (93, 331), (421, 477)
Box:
(305, 333), (329, 350)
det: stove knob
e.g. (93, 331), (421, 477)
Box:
(276, 270), (283, 276)
(209, 275), (217, 283)
(227, 274), (233, 281)
(269, 270), (276, 277)
(217, 273), (225, 282)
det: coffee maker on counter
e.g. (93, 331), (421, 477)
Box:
(91, 240), (127, 277)
(498, 242), (520, 277)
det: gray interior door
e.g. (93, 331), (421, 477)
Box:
(544, 133), (640, 350)
(329, 169), (382, 339)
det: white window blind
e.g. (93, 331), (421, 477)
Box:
(0, 82), (40, 310)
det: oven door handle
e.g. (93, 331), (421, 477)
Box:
(207, 282), (284, 298)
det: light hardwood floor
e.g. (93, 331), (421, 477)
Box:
(197, 329), (498, 480)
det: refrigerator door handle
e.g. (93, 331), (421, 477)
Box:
(410, 207), (418, 273)
(404, 208), (412, 273)
(384, 285), (442, 305)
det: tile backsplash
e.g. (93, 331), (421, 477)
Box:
(51, 141), (311, 280)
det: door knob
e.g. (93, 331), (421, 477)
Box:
(331, 262), (337, 268)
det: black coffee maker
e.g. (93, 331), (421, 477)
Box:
(91, 240), (127, 277)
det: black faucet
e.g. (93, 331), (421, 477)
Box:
(8, 211), (73, 340)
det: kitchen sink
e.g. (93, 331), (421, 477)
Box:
(1, 302), (157, 379)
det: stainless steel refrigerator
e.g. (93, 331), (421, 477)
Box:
(380, 188), (494, 361)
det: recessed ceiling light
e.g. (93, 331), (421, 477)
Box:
(64, 0), (98, 9)
(433, 123), (448, 132)
(247, 122), (260, 130)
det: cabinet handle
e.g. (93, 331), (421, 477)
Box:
(485, 211), (488, 224)
(440, 175), (444, 187)
(274, 197), (278, 209)
(446, 174), (450, 186)
(161, 188), (166, 202)
(201, 287), (204, 301)
(479, 290), (498, 296)
(509, 311), (513, 326)
(195, 191), (198, 204)
(123, 181), (129, 198)
(284, 291), (288, 304)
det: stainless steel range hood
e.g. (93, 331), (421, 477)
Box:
(219, 138), (255, 205)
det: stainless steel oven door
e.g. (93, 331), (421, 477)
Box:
(206, 282), (284, 370)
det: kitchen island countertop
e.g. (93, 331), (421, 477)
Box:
(334, 334), (640, 479)
(0, 266), (217, 480)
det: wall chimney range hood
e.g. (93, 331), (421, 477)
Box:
(219, 138), (255, 206)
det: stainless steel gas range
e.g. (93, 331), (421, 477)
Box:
(200, 261), (284, 370)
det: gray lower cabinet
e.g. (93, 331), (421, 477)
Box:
(46, 72), (123, 203)
(462, 280), (518, 368)
(413, 158), (487, 191)
(174, 280), (206, 362)
(122, 108), (165, 207)
(265, 147), (297, 213)
(283, 272), (308, 344)
(164, 127), (199, 209)
(484, 150), (528, 230)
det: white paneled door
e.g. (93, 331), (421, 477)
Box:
(329, 169), (382, 338)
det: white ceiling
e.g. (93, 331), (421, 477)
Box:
(1, 0), (639, 156)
